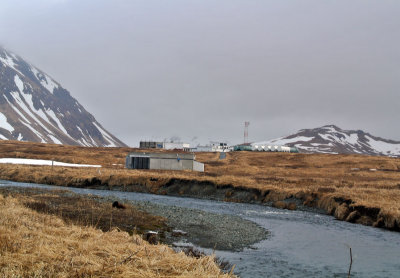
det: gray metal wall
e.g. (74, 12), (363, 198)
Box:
(150, 158), (193, 171)
(193, 161), (205, 172)
(126, 152), (204, 172)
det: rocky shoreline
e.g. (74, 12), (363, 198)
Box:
(133, 200), (269, 251)
(0, 184), (268, 252)
(91, 178), (399, 232)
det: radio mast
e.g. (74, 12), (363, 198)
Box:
(244, 121), (250, 144)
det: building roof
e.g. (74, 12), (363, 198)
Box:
(127, 152), (195, 160)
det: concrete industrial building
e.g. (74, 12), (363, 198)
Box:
(192, 142), (230, 152)
(139, 141), (191, 151)
(125, 152), (204, 172)
(252, 145), (299, 153)
(139, 141), (164, 149)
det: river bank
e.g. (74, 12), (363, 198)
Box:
(2, 180), (400, 278)
(0, 185), (235, 278)
(0, 185), (268, 251)
(0, 140), (398, 232)
(0, 164), (398, 232)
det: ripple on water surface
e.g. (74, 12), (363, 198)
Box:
(0, 180), (399, 278)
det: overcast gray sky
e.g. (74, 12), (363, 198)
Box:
(1, 0), (399, 147)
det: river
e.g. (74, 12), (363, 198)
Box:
(1, 180), (399, 278)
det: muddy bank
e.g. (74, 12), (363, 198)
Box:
(0, 172), (399, 232)
(0, 184), (268, 252)
(85, 178), (400, 232)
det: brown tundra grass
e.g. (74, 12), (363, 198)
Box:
(0, 193), (235, 278)
(0, 187), (168, 235)
(0, 140), (399, 222)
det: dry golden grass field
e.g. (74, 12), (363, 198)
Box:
(0, 191), (235, 277)
(0, 140), (399, 230)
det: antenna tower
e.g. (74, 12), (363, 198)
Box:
(244, 121), (250, 144)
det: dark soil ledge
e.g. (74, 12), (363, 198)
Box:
(0, 173), (399, 232)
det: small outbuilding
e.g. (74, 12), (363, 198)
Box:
(125, 152), (204, 172)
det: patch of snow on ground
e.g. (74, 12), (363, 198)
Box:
(365, 136), (400, 155)
(0, 112), (14, 132)
(0, 158), (101, 168)
(17, 133), (23, 141)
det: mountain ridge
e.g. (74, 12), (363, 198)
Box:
(254, 125), (400, 157)
(0, 46), (126, 147)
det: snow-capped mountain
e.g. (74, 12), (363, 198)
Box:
(254, 125), (400, 157)
(0, 46), (126, 147)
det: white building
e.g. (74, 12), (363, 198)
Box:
(163, 142), (191, 151)
(193, 142), (230, 152)
(252, 144), (298, 153)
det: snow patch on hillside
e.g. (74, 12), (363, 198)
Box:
(48, 134), (62, 144)
(21, 121), (46, 143)
(365, 136), (400, 155)
(30, 66), (59, 94)
(46, 109), (69, 136)
(93, 122), (117, 147)
(10, 90), (52, 134)
(259, 125), (400, 157)
(3, 95), (31, 124)
(255, 136), (314, 146)
(0, 51), (23, 75)
(0, 47), (125, 147)
(0, 112), (14, 132)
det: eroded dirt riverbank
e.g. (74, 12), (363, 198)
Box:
(0, 141), (399, 232)
(0, 184), (268, 251)
(3, 180), (400, 278)
(46, 177), (400, 232)
(1, 171), (399, 231)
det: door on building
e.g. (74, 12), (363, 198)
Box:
(131, 157), (150, 169)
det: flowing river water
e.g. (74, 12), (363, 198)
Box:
(1, 180), (399, 278)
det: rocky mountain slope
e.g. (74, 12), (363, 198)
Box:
(254, 125), (400, 157)
(0, 47), (126, 147)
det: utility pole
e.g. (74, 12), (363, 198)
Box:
(244, 121), (250, 144)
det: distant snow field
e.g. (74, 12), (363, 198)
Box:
(0, 158), (101, 168)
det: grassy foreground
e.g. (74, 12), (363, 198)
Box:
(0, 191), (234, 277)
(0, 187), (167, 235)
(0, 140), (399, 230)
